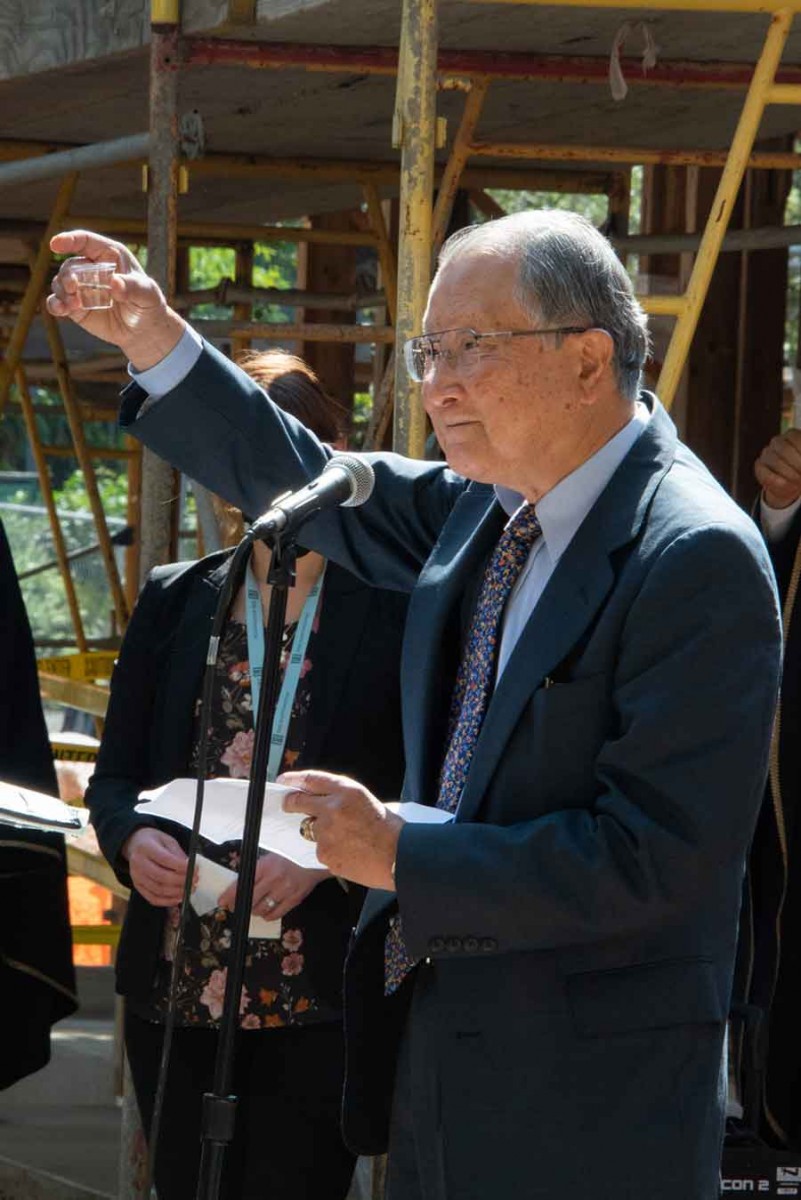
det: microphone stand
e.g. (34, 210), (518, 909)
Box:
(196, 529), (297, 1200)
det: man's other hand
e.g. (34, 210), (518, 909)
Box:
(121, 827), (189, 907)
(280, 770), (402, 890)
(755, 429), (801, 509)
(46, 230), (185, 370)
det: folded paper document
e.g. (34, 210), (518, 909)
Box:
(192, 854), (281, 939)
(135, 777), (452, 868)
(0, 780), (89, 835)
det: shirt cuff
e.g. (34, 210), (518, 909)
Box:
(760, 494), (801, 543)
(127, 325), (204, 409)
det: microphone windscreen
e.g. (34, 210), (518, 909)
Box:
(328, 453), (375, 508)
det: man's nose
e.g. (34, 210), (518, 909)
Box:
(423, 367), (461, 413)
(423, 350), (461, 397)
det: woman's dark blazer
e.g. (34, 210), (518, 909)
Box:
(85, 549), (408, 1003)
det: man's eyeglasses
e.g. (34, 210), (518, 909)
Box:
(403, 326), (590, 383)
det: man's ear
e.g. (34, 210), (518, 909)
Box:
(576, 329), (615, 400)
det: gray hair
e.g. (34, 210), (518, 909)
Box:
(436, 210), (650, 401)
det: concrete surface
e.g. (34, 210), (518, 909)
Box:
(0, 969), (119, 1199)
(0, 966), (378, 1199)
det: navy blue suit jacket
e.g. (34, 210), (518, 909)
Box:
(122, 343), (782, 1200)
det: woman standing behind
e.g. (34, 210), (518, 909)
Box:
(86, 352), (408, 1199)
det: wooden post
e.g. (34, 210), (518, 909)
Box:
(682, 165), (746, 485)
(666, 149), (790, 504)
(730, 146), (792, 504)
(139, 14), (181, 587)
(301, 211), (362, 417)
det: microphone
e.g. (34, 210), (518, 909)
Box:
(248, 453), (375, 541)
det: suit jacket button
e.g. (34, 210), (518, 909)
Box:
(463, 937), (479, 952)
(479, 937), (497, 952)
(446, 936), (462, 953)
(429, 936), (445, 953)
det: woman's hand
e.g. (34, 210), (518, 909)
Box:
(217, 853), (329, 923)
(121, 828), (189, 907)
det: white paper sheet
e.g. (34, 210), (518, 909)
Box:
(135, 778), (454, 871)
(136, 777), (322, 868)
(192, 854), (281, 939)
(0, 779), (89, 835)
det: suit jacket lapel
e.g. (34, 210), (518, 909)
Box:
(402, 484), (504, 801)
(455, 399), (677, 823)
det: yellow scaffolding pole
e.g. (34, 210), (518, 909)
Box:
(14, 367), (89, 654)
(393, 0), (438, 459)
(40, 305), (130, 631)
(658, 8), (794, 406)
(0, 173), (76, 414)
(432, 76), (491, 256)
(469, 141), (801, 171)
(470, 0), (801, 11)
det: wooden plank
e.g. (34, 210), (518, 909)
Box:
(38, 673), (109, 718)
(67, 846), (129, 901)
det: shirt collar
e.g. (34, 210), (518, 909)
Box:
(494, 401), (650, 566)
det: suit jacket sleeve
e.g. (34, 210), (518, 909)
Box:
(396, 522), (782, 959)
(121, 340), (466, 594)
(84, 571), (169, 886)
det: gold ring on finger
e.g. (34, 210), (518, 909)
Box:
(299, 816), (317, 843)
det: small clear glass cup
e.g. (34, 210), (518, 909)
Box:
(70, 260), (116, 310)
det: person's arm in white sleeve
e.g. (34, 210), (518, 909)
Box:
(759, 494), (801, 543)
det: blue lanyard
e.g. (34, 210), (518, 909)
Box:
(244, 561), (326, 782)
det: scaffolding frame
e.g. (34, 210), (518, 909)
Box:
(0, 3), (798, 1196)
(389, 1), (801, 448)
(0, 0), (798, 661)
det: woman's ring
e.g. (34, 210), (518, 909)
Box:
(300, 816), (317, 843)
(264, 897), (277, 911)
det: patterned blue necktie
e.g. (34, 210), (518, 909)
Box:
(384, 503), (543, 993)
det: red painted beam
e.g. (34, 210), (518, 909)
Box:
(182, 37), (801, 91)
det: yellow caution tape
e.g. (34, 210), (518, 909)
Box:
(50, 741), (99, 763)
(37, 651), (117, 682)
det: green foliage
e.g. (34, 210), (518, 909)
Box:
(487, 188), (610, 227)
(350, 392), (372, 449)
(4, 465), (129, 644)
(187, 241), (298, 323)
(54, 466), (128, 521)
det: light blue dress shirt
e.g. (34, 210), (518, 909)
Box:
(494, 404), (648, 679)
(131, 328), (649, 681)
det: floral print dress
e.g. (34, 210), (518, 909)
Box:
(130, 605), (342, 1032)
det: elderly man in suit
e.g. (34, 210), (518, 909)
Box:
(49, 211), (781, 1200)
